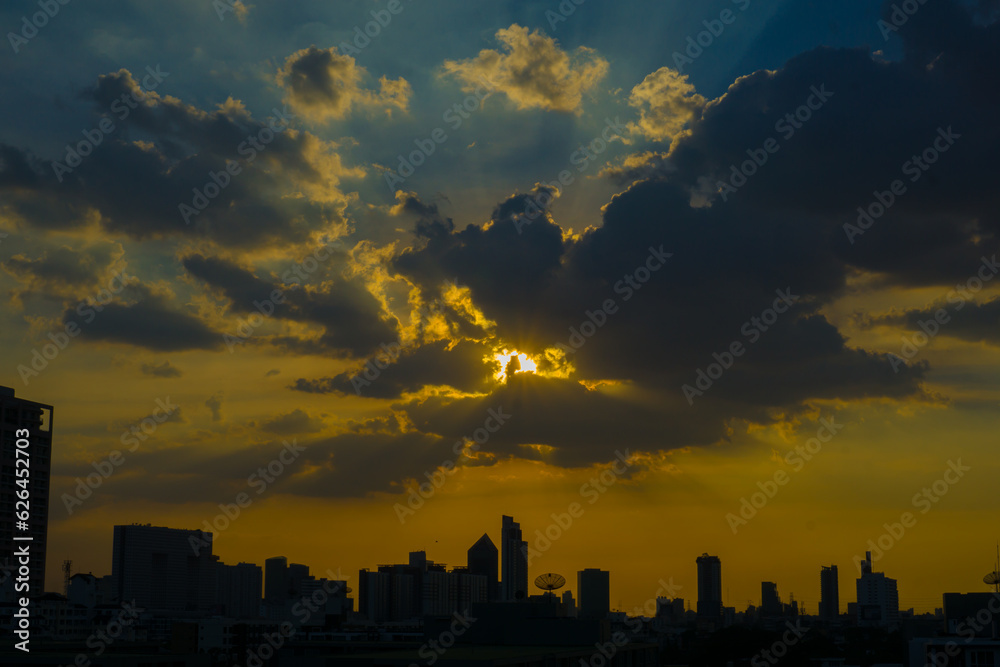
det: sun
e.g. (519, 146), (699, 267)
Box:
(492, 349), (537, 382)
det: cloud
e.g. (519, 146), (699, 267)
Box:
(0, 68), (363, 249)
(184, 252), (397, 358)
(140, 361), (183, 378)
(276, 46), (411, 123)
(627, 67), (706, 142)
(260, 408), (324, 435)
(62, 283), (222, 352)
(441, 24), (608, 113)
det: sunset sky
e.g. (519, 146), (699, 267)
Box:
(2, 0), (999, 615)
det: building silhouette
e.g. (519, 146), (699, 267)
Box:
(856, 551), (899, 629)
(215, 560), (262, 618)
(577, 568), (610, 619)
(0, 386), (53, 597)
(360, 551), (486, 622)
(111, 524), (215, 611)
(501, 515), (527, 601)
(820, 564), (839, 622)
(761, 581), (782, 615)
(696, 553), (723, 625)
(467, 533), (499, 601)
(264, 556), (288, 608)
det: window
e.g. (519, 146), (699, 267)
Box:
(970, 650), (996, 667)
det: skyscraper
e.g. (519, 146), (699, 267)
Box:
(761, 581), (782, 615)
(577, 568), (610, 619)
(264, 556), (288, 606)
(0, 386), (53, 597)
(467, 533), (499, 601)
(820, 565), (839, 622)
(856, 552), (899, 629)
(111, 524), (215, 611)
(501, 515), (527, 601)
(696, 553), (722, 623)
(215, 560), (262, 618)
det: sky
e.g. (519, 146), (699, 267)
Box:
(2, 0), (999, 615)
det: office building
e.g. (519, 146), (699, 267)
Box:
(264, 556), (289, 606)
(467, 533), (499, 601)
(0, 386), (53, 596)
(761, 581), (781, 615)
(111, 524), (215, 611)
(856, 551), (899, 630)
(577, 568), (610, 619)
(696, 553), (723, 623)
(820, 565), (839, 622)
(501, 515), (528, 601)
(215, 560), (262, 618)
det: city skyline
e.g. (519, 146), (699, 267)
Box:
(2, 0), (1000, 632)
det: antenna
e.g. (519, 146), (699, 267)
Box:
(985, 543), (1000, 593)
(534, 573), (566, 592)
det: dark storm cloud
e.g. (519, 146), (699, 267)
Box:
(866, 296), (1000, 347)
(0, 69), (360, 248)
(290, 339), (494, 398)
(3, 243), (123, 301)
(259, 409), (324, 435)
(61, 284), (221, 352)
(183, 253), (397, 358)
(373, 1), (1000, 470)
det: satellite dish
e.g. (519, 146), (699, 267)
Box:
(534, 573), (566, 592)
(985, 572), (1000, 592)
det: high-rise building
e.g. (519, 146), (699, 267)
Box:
(501, 515), (527, 601)
(577, 568), (610, 619)
(467, 533), (499, 601)
(856, 552), (899, 629)
(0, 386), (53, 597)
(215, 560), (262, 618)
(264, 556), (288, 607)
(820, 565), (839, 622)
(111, 524), (215, 611)
(761, 581), (782, 615)
(696, 553), (722, 623)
